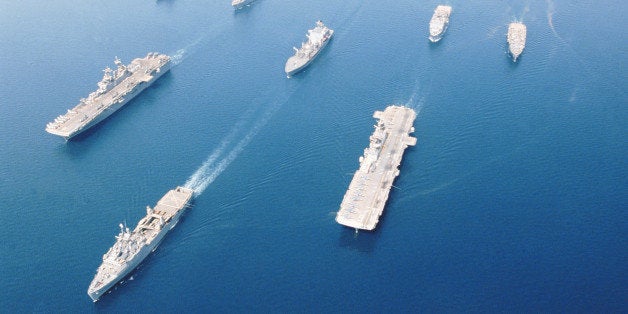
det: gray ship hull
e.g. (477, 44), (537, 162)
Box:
(285, 22), (333, 77)
(285, 34), (332, 77)
(429, 5), (452, 43)
(232, 0), (254, 9)
(46, 53), (171, 141)
(88, 206), (184, 301)
(62, 63), (169, 140)
(88, 187), (192, 302)
(429, 23), (448, 42)
(507, 22), (527, 62)
(335, 106), (417, 231)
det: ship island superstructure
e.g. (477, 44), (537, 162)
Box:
(46, 52), (171, 140)
(429, 5), (452, 42)
(87, 186), (193, 302)
(285, 20), (333, 77)
(232, 0), (254, 9)
(335, 106), (417, 231)
(507, 22), (527, 61)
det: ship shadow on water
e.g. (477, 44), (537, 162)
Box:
(428, 37), (448, 51)
(337, 227), (378, 253)
(337, 206), (393, 254)
(155, 0), (176, 6)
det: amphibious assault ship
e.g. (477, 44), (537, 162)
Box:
(285, 20), (333, 77)
(87, 187), (193, 302)
(46, 53), (171, 140)
(336, 106), (417, 231)
(232, 0), (254, 9)
(429, 5), (452, 42)
(507, 22), (527, 61)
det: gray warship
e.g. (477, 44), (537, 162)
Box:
(87, 187), (193, 302)
(232, 0), (254, 9)
(429, 5), (452, 42)
(46, 52), (171, 140)
(285, 20), (333, 77)
(335, 105), (417, 231)
(507, 22), (527, 61)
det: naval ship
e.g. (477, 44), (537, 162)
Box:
(429, 5), (452, 42)
(336, 106), (417, 231)
(285, 20), (334, 77)
(46, 52), (171, 140)
(232, 0), (254, 9)
(507, 22), (527, 61)
(87, 187), (193, 302)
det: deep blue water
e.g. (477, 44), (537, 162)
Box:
(1, 0), (626, 312)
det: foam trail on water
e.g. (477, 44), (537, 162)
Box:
(183, 107), (257, 192)
(183, 138), (230, 191)
(184, 88), (289, 196)
(405, 79), (426, 115)
(171, 49), (186, 66)
(170, 35), (205, 66)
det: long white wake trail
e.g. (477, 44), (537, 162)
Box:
(405, 79), (426, 115)
(183, 91), (288, 196)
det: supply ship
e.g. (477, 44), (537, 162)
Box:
(87, 187), (193, 302)
(232, 0), (254, 9)
(429, 5), (452, 42)
(46, 53), (171, 140)
(335, 106), (417, 231)
(507, 22), (527, 61)
(285, 20), (333, 77)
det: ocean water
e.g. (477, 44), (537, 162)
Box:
(1, 0), (626, 312)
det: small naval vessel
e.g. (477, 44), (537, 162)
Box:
(429, 5), (452, 42)
(336, 105), (417, 231)
(87, 187), (193, 302)
(285, 20), (334, 77)
(232, 0), (254, 9)
(507, 22), (527, 61)
(46, 52), (171, 140)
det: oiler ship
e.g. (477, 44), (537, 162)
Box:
(87, 187), (193, 302)
(285, 20), (333, 77)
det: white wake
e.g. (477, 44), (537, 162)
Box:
(183, 91), (289, 196)
(170, 35), (205, 66)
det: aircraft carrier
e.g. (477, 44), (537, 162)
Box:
(507, 22), (527, 61)
(429, 5), (452, 42)
(46, 52), (171, 140)
(87, 186), (193, 302)
(335, 105), (417, 231)
(232, 0), (254, 9)
(285, 20), (333, 77)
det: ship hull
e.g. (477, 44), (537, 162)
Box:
(47, 61), (171, 140)
(507, 23), (526, 62)
(335, 106), (417, 231)
(428, 5), (452, 43)
(88, 245), (151, 302)
(429, 25), (447, 43)
(87, 188), (190, 302)
(232, 0), (254, 9)
(509, 51), (522, 62)
(285, 30), (333, 77)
